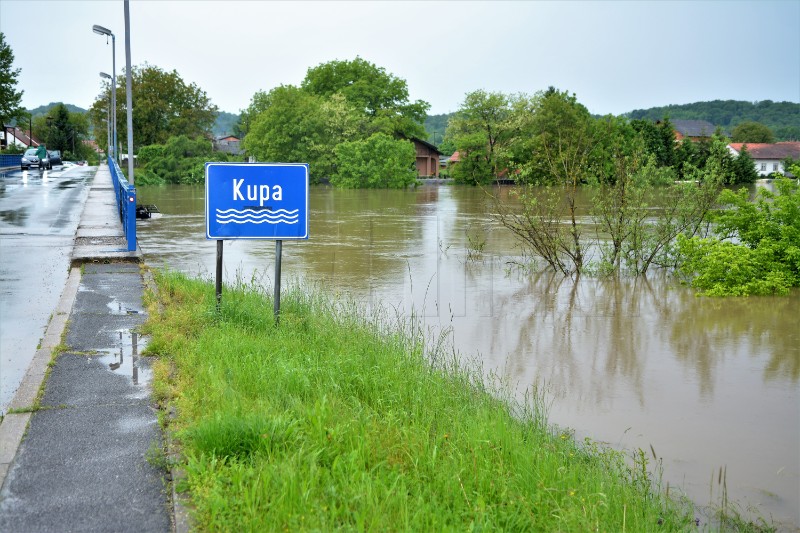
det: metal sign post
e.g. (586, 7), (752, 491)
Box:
(205, 163), (309, 323)
(216, 239), (223, 312)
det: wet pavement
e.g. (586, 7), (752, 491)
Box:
(0, 165), (94, 410)
(0, 263), (169, 532)
(0, 164), (170, 532)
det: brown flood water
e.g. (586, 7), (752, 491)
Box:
(138, 184), (800, 529)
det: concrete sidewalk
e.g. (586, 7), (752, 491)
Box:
(0, 165), (172, 532)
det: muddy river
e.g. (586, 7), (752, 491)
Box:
(137, 183), (799, 529)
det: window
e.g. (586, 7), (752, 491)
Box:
(761, 163), (767, 171)
(774, 163), (779, 171)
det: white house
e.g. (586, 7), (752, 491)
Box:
(1, 126), (40, 149)
(727, 142), (800, 177)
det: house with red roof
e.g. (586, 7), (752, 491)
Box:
(1, 126), (41, 149)
(727, 142), (800, 177)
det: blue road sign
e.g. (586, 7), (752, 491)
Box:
(205, 163), (309, 240)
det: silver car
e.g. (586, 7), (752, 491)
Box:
(20, 148), (52, 170)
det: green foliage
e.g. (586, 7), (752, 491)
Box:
(730, 145), (759, 184)
(630, 117), (676, 167)
(143, 270), (696, 532)
(423, 112), (454, 151)
(301, 56), (429, 139)
(24, 102), (87, 118)
(243, 86), (364, 183)
(0, 32), (25, 128)
(331, 133), (417, 188)
(626, 99), (800, 141)
(29, 103), (92, 160)
(89, 63), (218, 151)
(242, 58), (428, 186)
(678, 178), (800, 296)
(522, 88), (598, 187)
(137, 135), (229, 185)
(212, 111), (239, 137)
(446, 90), (517, 185)
(731, 120), (776, 143)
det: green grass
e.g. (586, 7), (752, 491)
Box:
(142, 270), (695, 531)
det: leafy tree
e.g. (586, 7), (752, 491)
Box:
(730, 144), (759, 184)
(630, 118), (675, 167)
(89, 63), (218, 151)
(0, 32), (26, 135)
(494, 89), (598, 273)
(678, 176), (800, 296)
(235, 89), (273, 139)
(301, 57), (429, 138)
(731, 121), (775, 143)
(30, 103), (92, 160)
(331, 133), (417, 188)
(446, 90), (515, 185)
(243, 86), (364, 182)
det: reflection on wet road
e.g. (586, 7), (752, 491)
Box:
(0, 165), (94, 411)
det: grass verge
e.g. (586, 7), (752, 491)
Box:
(142, 269), (696, 531)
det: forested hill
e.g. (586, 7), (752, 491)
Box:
(213, 111), (239, 137)
(624, 100), (800, 141)
(26, 102), (87, 117)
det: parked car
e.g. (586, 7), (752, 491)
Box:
(48, 150), (62, 166)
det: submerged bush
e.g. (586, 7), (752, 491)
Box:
(678, 177), (800, 296)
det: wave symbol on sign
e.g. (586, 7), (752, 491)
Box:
(216, 208), (299, 224)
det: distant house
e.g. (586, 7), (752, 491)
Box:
(663, 119), (717, 141)
(727, 142), (800, 176)
(83, 139), (104, 154)
(411, 138), (441, 178)
(1, 125), (41, 149)
(213, 135), (243, 156)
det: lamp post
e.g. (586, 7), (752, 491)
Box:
(123, 0), (134, 184)
(100, 72), (112, 158)
(92, 24), (116, 163)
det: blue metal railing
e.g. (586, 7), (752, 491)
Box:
(0, 154), (23, 168)
(107, 156), (137, 252)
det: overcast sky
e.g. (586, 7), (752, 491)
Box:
(2, 0), (799, 118)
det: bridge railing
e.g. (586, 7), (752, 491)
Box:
(0, 154), (23, 168)
(107, 156), (137, 252)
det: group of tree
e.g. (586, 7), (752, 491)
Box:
(444, 88), (760, 187)
(239, 57), (428, 188)
(447, 87), (798, 296)
(88, 63), (218, 156)
(30, 103), (94, 161)
(625, 99), (800, 141)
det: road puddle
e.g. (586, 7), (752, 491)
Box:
(95, 329), (152, 390)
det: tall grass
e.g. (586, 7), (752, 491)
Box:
(143, 270), (695, 531)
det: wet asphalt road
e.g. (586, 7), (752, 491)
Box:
(0, 164), (94, 412)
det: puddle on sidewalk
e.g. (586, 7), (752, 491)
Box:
(106, 297), (142, 315)
(94, 329), (153, 392)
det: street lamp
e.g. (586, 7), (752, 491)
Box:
(92, 24), (116, 163)
(100, 72), (112, 157)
